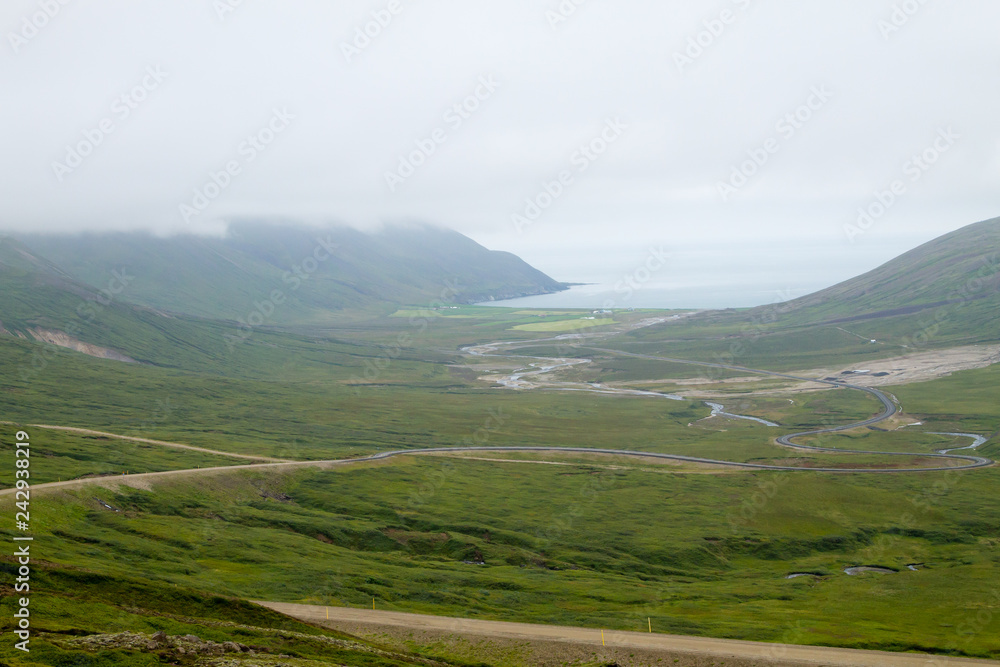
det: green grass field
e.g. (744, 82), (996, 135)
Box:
(0, 563), (478, 666)
(511, 318), (615, 332)
(1, 296), (997, 663)
(7, 454), (999, 657)
(0, 427), (250, 484)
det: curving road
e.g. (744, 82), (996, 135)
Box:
(3, 327), (994, 667)
(582, 346), (993, 471)
(3, 333), (993, 502)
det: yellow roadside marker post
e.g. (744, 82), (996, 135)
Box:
(373, 598), (375, 610)
(648, 617), (651, 633)
(601, 629), (605, 646)
(326, 607), (329, 620)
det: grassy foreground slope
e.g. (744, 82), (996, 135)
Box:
(7, 436), (1000, 658)
(0, 563), (480, 667)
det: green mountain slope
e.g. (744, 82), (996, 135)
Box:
(618, 216), (1000, 367)
(13, 222), (565, 324)
(0, 236), (447, 379)
(772, 215), (1000, 324)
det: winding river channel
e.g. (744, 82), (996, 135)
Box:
(456, 326), (994, 473)
(8, 323), (994, 504)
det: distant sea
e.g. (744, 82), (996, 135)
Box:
(473, 236), (903, 311)
(479, 282), (814, 310)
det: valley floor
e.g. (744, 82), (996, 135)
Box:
(2, 305), (998, 664)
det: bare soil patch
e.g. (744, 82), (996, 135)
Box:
(619, 345), (1000, 399)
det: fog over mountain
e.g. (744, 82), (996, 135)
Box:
(2, 0), (999, 306)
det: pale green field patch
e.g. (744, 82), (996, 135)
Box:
(512, 318), (614, 332)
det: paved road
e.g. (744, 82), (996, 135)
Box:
(4, 346), (992, 502)
(4, 341), (995, 664)
(464, 336), (992, 471)
(0, 441), (942, 500)
(581, 346), (994, 471)
(257, 602), (1000, 667)
(5, 330), (993, 500)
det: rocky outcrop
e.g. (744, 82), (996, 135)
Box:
(65, 631), (255, 657)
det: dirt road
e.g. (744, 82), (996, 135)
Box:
(0, 457), (339, 497)
(256, 602), (998, 667)
(28, 424), (289, 462)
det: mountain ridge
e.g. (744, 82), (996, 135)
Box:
(5, 222), (567, 324)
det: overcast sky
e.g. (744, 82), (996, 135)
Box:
(2, 1), (999, 306)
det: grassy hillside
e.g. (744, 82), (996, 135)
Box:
(10, 222), (566, 324)
(0, 563), (477, 666)
(781, 216), (1000, 321)
(615, 216), (1000, 369)
(0, 266), (408, 379)
(10, 450), (1000, 658)
(0, 236), (475, 381)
